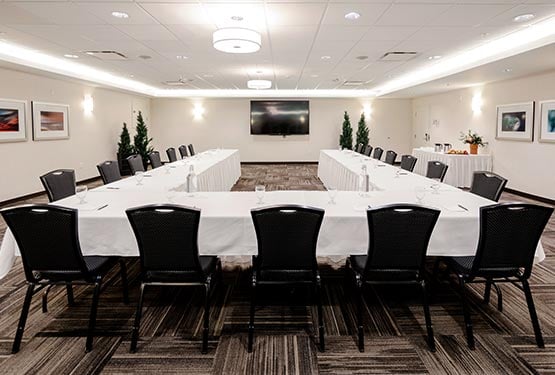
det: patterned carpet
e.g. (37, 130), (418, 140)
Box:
(0, 163), (553, 374)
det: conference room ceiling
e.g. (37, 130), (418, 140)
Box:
(0, 0), (554, 96)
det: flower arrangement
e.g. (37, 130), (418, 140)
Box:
(459, 130), (486, 146)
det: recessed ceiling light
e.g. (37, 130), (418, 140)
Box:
(356, 55), (368, 60)
(503, 68), (512, 73)
(428, 55), (442, 60)
(480, 32), (490, 38)
(203, 74), (214, 78)
(213, 28), (261, 54)
(130, 74), (134, 78)
(138, 55), (151, 60)
(231, 16), (244, 21)
(344, 12), (361, 21)
(310, 74), (319, 78)
(321, 55), (331, 60)
(176, 55), (188, 59)
(513, 14), (535, 23)
(111, 11), (129, 19)
(63, 54), (79, 59)
(247, 79), (272, 89)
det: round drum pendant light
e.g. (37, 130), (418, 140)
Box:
(213, 28), (261, 54)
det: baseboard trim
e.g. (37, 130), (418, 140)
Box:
(241, 161), (318, 165)
(0, 176), (101, 208)
(504, 188), (555, 206)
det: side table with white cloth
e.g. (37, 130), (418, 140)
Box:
(412, 147), (492, 188)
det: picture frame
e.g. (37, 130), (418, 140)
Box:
(0, 99), (27, 143)
(539, 100), (555, 143)
(496, 102), (534, 142)
(32, 101), (70, 141)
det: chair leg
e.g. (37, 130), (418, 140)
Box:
(86, 281), (102, 352)
(202, 283), (210, 354)
(420, 280), (436, 352)
(66, 283), (75, 306)
(248, 280), (256, 353)
(492, 283), (503, 312)
(457, 276), (475, 350)
(130, 283), (146, 353)
(42, 284), (54, 313)
(522, 280), (544, 348)
(119, 259), (129, 305)
(315, 278), (325, 352)
(356, 282), (364, 352)
(12, 284), (35, 354)
(483, 279), (492, 304)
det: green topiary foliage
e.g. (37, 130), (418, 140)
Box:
(133, 111), (153, 169)
(117, 122), (133, 158)
(355, 112), (369, 149)
(339, 111), (353, 150)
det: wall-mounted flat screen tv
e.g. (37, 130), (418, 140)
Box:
(250, 100), (309, 135)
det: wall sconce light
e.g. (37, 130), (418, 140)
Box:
(471, 92), (482, 115)
(192, 103), (205, 120)
(362, 104), (372, 119)
(83, 94), (94, 115)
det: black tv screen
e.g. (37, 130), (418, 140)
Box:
(250, 100), (309, 135)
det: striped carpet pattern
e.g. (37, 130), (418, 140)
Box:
(0, 163), (553, 374)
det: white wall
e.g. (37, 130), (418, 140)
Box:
(412, 70), (555, 200)
(0, 67), (150, 202)
(150, 98), (413, 162)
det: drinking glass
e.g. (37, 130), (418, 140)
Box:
(395, 169), (401, 178)
(255, 185), (265, 205)
(135, 171), (144, 185)
(415, 186), (426, 204)
(327, 186), (337, 205)
(164, 164), (171, 174)
(166, 186), (176, 203)
(431, 179), (441, 194)
(76, 185), (88, 204)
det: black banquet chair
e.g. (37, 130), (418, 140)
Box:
(372, 147), (383, 160)
(346, 204), (440, 352)
(148, 151), (163, 169)
(249, 205), (325, 353)
(435, 203), (553, 349)
(0, 204), (129, 353)
(356, 143), (364, 154)
(178, 144), (189, 158)
(40, 169), (76, 202)
(166, 147), (178, 163)
(384, 150), (397, 165)
(400, 155), (417, 172)
(363, 145), (373, 157)
(188, 144), (196, 156)
(126, 204), (221, 354)
(470, 171), (508, 202)
(126, 155), (145, 174)
(97, 161), (122, 185)
(426, 161), (448, 182)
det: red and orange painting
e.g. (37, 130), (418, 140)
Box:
(40, 111), (64, 131)
(0, 109), (19, 132)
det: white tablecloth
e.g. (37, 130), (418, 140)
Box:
(0, 149), (241, 278)
(412, 148), (492, 188)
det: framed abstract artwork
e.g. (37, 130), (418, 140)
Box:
(0, 99), (27, 143)
(539, 100), (555, 143)
(496, 102), (534, 142)
(32, 102), (70, 141)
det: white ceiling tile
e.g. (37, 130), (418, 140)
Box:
(12, 2), (105, 25)
(361, 26), (419, 41)
(139, 3), (211, 25)
(429, 4), (516, 26)
(203, 2), (266, 30)
(315, 25), (369, 41)
(116, 24), (178, 41)
(485, 4), (555, 26)
(322, 3), (391, 26)
(77, 2), (159, 25)
(0, 3), (53, 24)
(266, 3), (326, 26)
(376, 4), (452, 26)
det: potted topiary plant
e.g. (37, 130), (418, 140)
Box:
(339, 111), (353, 150)
(355, 112), (369, 150)
(117, 122), (133, 175)
(459, 129), (486, 154)
(133, 111), (153, 170)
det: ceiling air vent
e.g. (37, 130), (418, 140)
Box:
(163, 77), (194, 86)
(84, 51), (127, 61)
(380, 51), (418, 62)
(342, 80), (364, 86)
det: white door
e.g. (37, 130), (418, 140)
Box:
(413, 104), (431, 149)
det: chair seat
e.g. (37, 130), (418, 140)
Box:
(258, 269), (316, 282)
(444, 256), (520, 278)
(349, 255), (420, 281)
(36, 256), (117, 281)
(145, 256), (218, 282)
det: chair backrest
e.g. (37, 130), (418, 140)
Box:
(384, 150), (397, 165)
(1, 205), (88, 282)
(372, 147), (383, 160)
(188, 144), (196, 156)
(363, 145), (373, 157)
(471, 203), (553, 279)
(426, 161), (448, 182)
(178, 145), (189, 158)
(97, 161), (121, 185)
(356, 143), (364, 153)
(126, 155), (145, 174)
(126, 204), (205, 279)
(362, 204), (440, 279)
(470, 171), (507, 202)
(39, 169), (76, 202)
(400, 155), (417, 172)
(251, 205), (324, 273)
(166, 147), (178, 163)
(148, 151), (163, 169)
